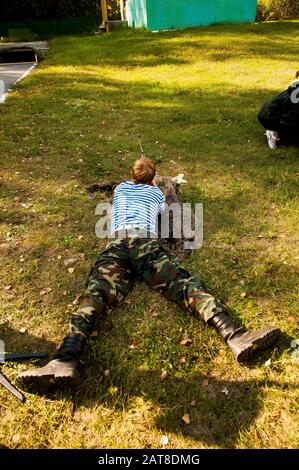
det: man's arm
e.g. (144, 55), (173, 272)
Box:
(87, 180), (124, 195)
(87, 176), (183, 207)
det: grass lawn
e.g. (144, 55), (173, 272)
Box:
(0, 21), (298, 449)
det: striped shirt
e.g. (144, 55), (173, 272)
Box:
(111, 181), (166, 235)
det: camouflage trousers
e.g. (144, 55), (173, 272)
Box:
(70, 237), (224, 339)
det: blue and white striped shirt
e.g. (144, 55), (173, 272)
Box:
(111, 181), (166, 235)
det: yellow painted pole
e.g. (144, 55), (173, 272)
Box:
(101, 0), (109, 32)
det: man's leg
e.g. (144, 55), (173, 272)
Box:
(135, 239), (280, 363)
(133, 239), (223, 323)
(17, 239), (134, 391)
(257, 106), (283, 148)
(71, 239), (134, 339)
(257, 108), (279, 133)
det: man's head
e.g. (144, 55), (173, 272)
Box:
(131, 157), (156, 185)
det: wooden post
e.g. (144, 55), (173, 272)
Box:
(100, 0), (109, 32)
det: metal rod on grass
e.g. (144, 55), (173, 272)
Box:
(137, 134), (145, 158)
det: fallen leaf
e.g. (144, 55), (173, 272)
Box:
(203, 379), (209, 386)
(77, 235), (84, 240)
(104, 369), (110, 376)
(179, 357), (187, 363)
(264, 359), (271, 367)
(21, 202), (32, 209)
(240, 292), (247, 298)
(182, 413), (191, 424)
(19, 327), (27, 333)
(64, 258), (78, 267)
(12, 433), (20, 443)
(68, 267), (75, 274)
(160, 435), (169, 446)
(172, 173), (187, 184)
(180, 338), (192, 346)
(190, 400), (197, 407)
(151, 311), (159, 317)
(39, 287), (52, 296)
(214, 355), (224, 365)
(160, 370), (169, 380)
(90, 331), (98, 338)
(290, 339), (299, 349)
(130, 338), (139, 349)
(4, 285), (11, 290)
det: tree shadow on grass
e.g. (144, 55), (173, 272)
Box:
(16, 309), (293, 448)
(76, 318), (294, 447)
(48, 22), (299, 68)
(73, 362), (296, 448)
(0, 323), (56, 358)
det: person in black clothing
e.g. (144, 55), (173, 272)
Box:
(258, 72), (299, 149)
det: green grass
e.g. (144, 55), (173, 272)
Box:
(0, 21), (298, 449)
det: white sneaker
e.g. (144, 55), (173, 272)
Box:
(265, 130), (279, 149)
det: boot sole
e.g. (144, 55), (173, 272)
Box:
(235, 327), (281, 363)
(16, 372), (81, 394)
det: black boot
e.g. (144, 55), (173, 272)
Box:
(16, 333), (86, 392)
(209, 312), (280, 363)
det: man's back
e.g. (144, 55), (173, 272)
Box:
(111, 181), (165, 236)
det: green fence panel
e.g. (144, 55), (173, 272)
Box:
(216, 0), (257, 23)
(148, 0), (216, 30)
(127, 0), (257, 31)
(126, 0), (147, 28)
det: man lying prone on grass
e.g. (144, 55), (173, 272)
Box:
(17, 157), (280, 392)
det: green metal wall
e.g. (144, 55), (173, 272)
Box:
(148, 0), (216, 30)
(127, 0), (257, 31)
(126, 0), (147, 28)
(215, 0), (257, 24)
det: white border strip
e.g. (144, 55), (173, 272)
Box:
(0, 61), (37, 104)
